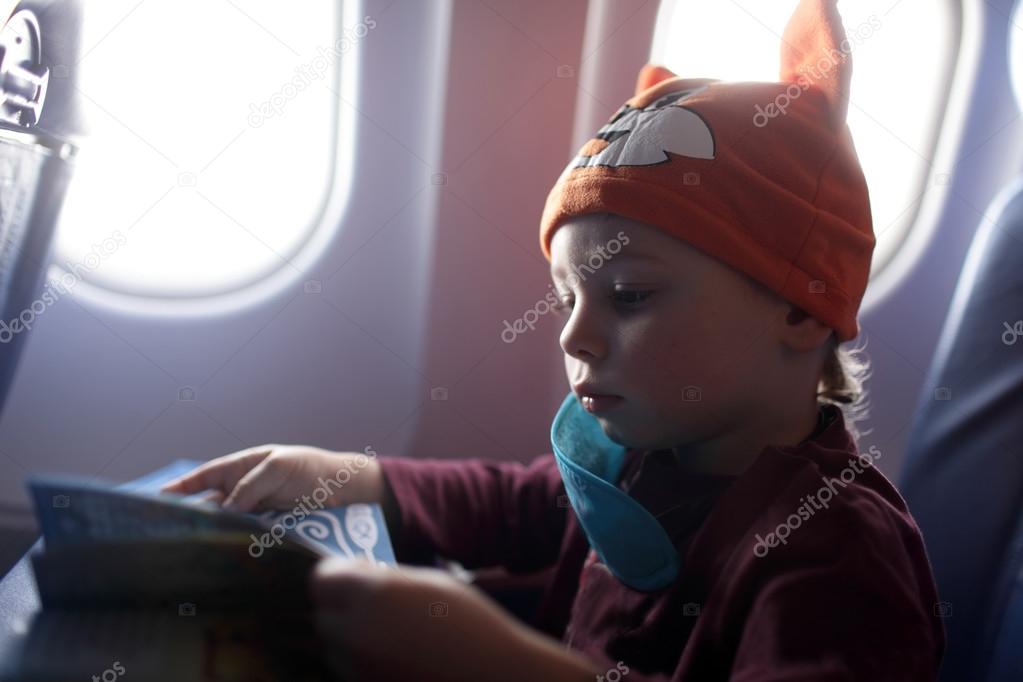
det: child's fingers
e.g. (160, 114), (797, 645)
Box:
(196, 489), (227, 506)
(159, 447), (274, 495)
(159, 461), (230, 494)
(221, 456), (290, 512)
(310, 556), (385, 618)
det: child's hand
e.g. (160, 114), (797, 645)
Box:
(310, 558), (600, 682)
(158, 444), (384, 513)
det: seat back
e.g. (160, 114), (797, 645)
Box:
(0, 3), (78, 419)
(900, 177), (1023, 682)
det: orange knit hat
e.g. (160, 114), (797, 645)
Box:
(539, 0), (874, 342)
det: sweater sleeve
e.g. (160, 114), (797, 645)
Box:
(376, 453), (568, 573)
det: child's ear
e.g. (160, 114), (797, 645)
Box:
(782, 305), (833, 351)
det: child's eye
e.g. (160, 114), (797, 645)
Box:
(551, 290), (653, 315)
(613, 289), (654, 306)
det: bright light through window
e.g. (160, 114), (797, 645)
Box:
(56, 0), (343, 298)
(651, 0), (956, 274)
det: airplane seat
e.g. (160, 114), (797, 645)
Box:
(0, 1), (79, 421)
(899, 178), (1023, 682)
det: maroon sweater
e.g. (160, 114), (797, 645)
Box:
(377, 404), (945, 680)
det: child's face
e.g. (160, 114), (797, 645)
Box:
(550, 212), (796, 452)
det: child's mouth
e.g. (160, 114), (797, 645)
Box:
(580, 394), (624, 414)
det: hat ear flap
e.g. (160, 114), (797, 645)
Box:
(779, 0), (852, 130)
(634, 64), (680, 96)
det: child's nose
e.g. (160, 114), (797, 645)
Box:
(559, 303), (608, 361)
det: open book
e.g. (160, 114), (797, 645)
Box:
(0, 459), (396, 681)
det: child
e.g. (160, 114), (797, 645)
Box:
(162, 1), (945, 679)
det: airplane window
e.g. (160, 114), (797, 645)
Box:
(1010, 1), (1023, 112)
(650, 0), (958, 276)
(53, 0), (354, 299)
